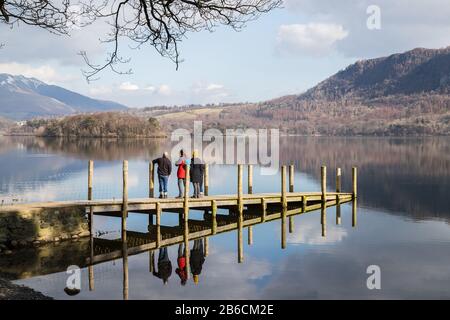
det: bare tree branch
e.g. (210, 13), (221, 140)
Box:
(1, 0), (282, 81)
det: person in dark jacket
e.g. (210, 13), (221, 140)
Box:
(190, 150), (205, 198)
(152, 152), (172, 198)
(190, 239), (206, 285)
(152, 247), (172, 285)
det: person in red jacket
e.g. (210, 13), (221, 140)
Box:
(175, 149), (190, 198)
(175, 244), (187, 286)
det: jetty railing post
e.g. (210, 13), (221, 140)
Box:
(289, 215), (294, 234)
(248, 226), (253, 245)
(204, 164), (209, 196)
(183, 166), (190, 278)
(282, 207), (287, 249)
(122, 160), (128, 240)
(352, 198), (357, 227)
(336, 168), (342, 225)
(321, 166), (327, 203)
(352, 167), (358, 199)
(149, 162), (154, 198)
(156, 202), (161, 248)
(302, 195), (307, 212)
(248, 164), (253, 194)
(281, 165), (287, 209)
(289, 164), (294, 193)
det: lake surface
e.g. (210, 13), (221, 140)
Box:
(1, 136), (450, 299)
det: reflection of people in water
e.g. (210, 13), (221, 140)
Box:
(152, 247), (172, 284)
(175, 244), (188, 286)
(190, 239), (206, 285)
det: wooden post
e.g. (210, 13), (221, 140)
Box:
(122, 239), (129, 300)
(183, 166), (190, 278)
(302, 195), (307, 212)
(352, 198), (357, 227)
(204, 237), (209, 257)
(321, 166), (327, 203)
(336, 168), (342, 225)
(289, 164), (294, 192)
(321, 204), (327, 237)
(238, 165), (243, 214)
(88, 265), (94, 291)
(289, 215), (294, 234)
(248, 165), (253, 194)
(204, 164), (209, 196)
(149, 251), (154, 273)
(281, 166), (287, 209)
(122, 160), (128, 240)
(281, 207), (287, 249)
(352, 167), (358, 199)
(238, 218), (243, 263)
(211, 200), (217, 235)
(87, 160), (95, 291)
(149, 162), (154, 198)
(248, 226), (253, 245)
(261, 198), (267, 222)
(156, 203), (161, 248)
(238, 165), (244, 263)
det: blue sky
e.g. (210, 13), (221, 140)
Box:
(1, 0), (450, 107)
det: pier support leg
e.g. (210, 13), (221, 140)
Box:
(204, 237), (209, 257)
(211, 200), (217, 235)
(281, 207), (287, 249)
(352, 167), (358, 199)
(352, 198), (357, 228)
(248, 226), (253, 245)
(156, 203), (161, 248)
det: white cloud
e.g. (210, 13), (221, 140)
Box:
(119, 81), (140, 91)
(144, 85), (156, 92)
(157, 84), (172, 96)
(276, 23), (349, 56)
(284, 0), (450, 58)
(0, 62), (76, 84)
(206, 83), (224, 91)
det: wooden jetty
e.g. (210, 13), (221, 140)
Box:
(0, 162), (359, 299)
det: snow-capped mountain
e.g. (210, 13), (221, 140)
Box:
(0, 74), (127, 120)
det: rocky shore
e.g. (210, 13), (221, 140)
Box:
(0, 278), (52, 300)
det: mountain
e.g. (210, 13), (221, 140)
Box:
(300, 47), (450, 101)
(145, 47), (450, 136)
(0, 74), (127, 120)
(254, 46), (450, 135)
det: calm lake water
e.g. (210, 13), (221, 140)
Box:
(0, 136), (450, 299)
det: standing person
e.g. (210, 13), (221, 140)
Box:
(152, 152), (172, 198)
(175, 149), (190, 198)
(152, 247), (172, 285)
(190, 150), (205, 198)
(175, 244), (188, 286)
(190, 239), (206, 285)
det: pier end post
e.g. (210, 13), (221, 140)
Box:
(248, 165), (253, 194)
(321, 166), (327, 203)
